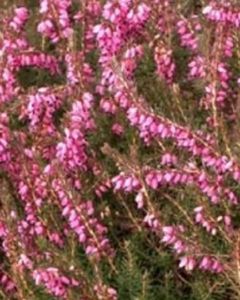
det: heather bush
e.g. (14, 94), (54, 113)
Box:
(1, 0), (240, 299)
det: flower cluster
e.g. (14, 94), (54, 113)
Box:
(154, 44), (176, 84)
(176, 17), (200, 51)
(162, 225), (189, 255)
(38, 0), (73, 42)
(1, 1), (240, 298)
(56, 93), (95, 171)
(112, 173), (141, 192)
(21, 88), (62, 132)
(9, 7), (29, 32)
(203, 3), (240, 28)
(52, 179), (113, 260)
(32, 267), (79, 299)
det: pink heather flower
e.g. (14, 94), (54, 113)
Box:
(100, 98), (118, 114)
(65, 52), (93, 85)
(38, 0), (73, 42)
(21, 88), (62, 132)
(94, 283), (117, 300)
(154, 44), (175, 84)
(193, 206), (217, 235)
(95, 179), (112, 198)
(52, 179), (113, 259)
(161, 153), (178, 166)
(162, 226), (188, 254)
(121, 45), (144, 78)
(9, 7), (29, 31)
(0, 272), (16, 294)
(199, 256), (224, 273)
(18, 254), (33, 270)
(111, 123), (124, 135)
(202, 3), (240, 29)
(135, 191), (144, 209)
(224, 35), (234, 57)
(103, 1), (128, 24)
(224, 215), (231, 227)
(126, 3), (151, 29)
(176, 18), (198, 50)
(49, 232), (64, 247)
(56, 93), (95, 170)
(112, 173), (141, 192)
(188, 55), (206, 79)
(202, 6), (212, 15)
(143, 213), (161, 231)
(179, 256), (196, 271)
(32, 267), (79, 298)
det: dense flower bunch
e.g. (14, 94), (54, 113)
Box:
(32, 267), (80, 298)
(37, 0), (73, 42)
(1, 0), (240, 299)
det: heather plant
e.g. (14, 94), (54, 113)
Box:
(1, 0), (240, 299)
